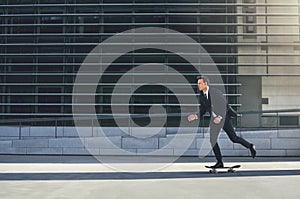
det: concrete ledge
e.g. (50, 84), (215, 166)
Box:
(63, 148), (100, 155)
(0, 127), (20, 137)
(174, 149), (211, 156)
(239, 131), (278, 138)
(131, 127), (166, 137)
(49, 138), (85, 148)
(137, 149), (174, 156)
(99, 148), (137, 156)
(257, 150), (287, 157)
(278, 130), (300, 138)
(221, 150), (249, 156)
(218, 139), (235, 150)
(0, 141), (12, 148)
(195, 138), (234, 150)
(29, 127), (56, 137)
(27, 148), (62, 155)
(13, 139), (49, 148)
(234, 138), (271, 150)
(159, 136), (196, 149)
(122, 137), (158, 149)
(0, 148), (26, 155)
(22, 137), (55, 140)
(62, 127), (93, 137)
(0, 128), (299, 156)
(84, 137), (121, 148)
(93, 127), (128, 137)
(271, 138), (300, 149)
(0, 137), (20, 141)
(166, 127), (204, 135)
(286, 150), (300, 156)
(20, 127), (30, 137)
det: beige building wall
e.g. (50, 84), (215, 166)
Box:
(237, 0), (300, 115)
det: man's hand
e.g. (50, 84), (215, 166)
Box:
(188, 114), (198, 122)
(213, 116), (222, 124)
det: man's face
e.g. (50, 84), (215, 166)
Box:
(197, 79), (207, 91)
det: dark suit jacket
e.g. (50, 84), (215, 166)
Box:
(197, 87), (237, 119)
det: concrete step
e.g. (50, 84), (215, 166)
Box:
(0, 129), (299, 156)
(0, 126), (168, 138)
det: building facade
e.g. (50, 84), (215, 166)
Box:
(237, 0), (300, 127)
(0, 0), (299, 128)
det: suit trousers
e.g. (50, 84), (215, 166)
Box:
(209, 115), (252, 163)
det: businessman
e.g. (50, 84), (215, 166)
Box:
(188, 76), (256, 168)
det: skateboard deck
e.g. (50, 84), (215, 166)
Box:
(205, 165), (241, 173)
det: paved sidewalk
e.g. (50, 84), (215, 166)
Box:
(0, 155), (299, 199)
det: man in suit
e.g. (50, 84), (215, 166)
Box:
(188, 75), (256, 168)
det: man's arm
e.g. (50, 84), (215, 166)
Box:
(210, 88), (227, 124)
(188, 98), (207, 122)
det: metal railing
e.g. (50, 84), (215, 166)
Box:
(237, 108), (300, 131)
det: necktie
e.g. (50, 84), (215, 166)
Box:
(204, 93), (208, 99)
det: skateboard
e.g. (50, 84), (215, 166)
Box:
(205, 165), (241, 173)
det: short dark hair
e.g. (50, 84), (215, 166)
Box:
(196, 75), (210, 85)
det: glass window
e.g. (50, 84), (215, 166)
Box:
(40, 16), (63, 24)
(8, 56), (35, 63)
(76, 0), (101, 3)
(6, 46), (35, 54)
(12, 16), (35, 24)
(10, 95), (35, 103)
(135, 15), (165, 23)
(39, 0), (65, 4)
(37, 75), (63, 83)
(10, 105), (34, 114)
(103, 6), (132, 14)
(103, 16), (131, 23)
(1, 1), (239, 126)
(73, 36), (100, 43)
(38, 56), (64, 63)
(12, 26), (35, 34)
(38, 46), (65, 53)
(6, 36), (35, 44)
(40, 25), (63, 33)
(103, 25), (131, 33)
(7, 7), (34, 14)
(7, 86), (35, 93)
(6, 75), (35, 83)
(37, 65), (63, 72)
(37, 35), (65, 43)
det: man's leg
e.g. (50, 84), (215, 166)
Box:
(210, 123), (223, 167)
(223, 116), (256, 158)
(212, 143), (222, 163)
(223, 117), (251, 148)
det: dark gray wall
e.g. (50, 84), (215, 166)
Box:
(238, 76), (262, 127)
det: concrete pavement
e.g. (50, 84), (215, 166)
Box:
(0, 155), (299, 199)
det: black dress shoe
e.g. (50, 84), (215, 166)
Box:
(212, 162), (224, 168)
(250, 144), (256, 158)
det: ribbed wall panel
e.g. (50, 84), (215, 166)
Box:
(0, 0), (299, 126)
